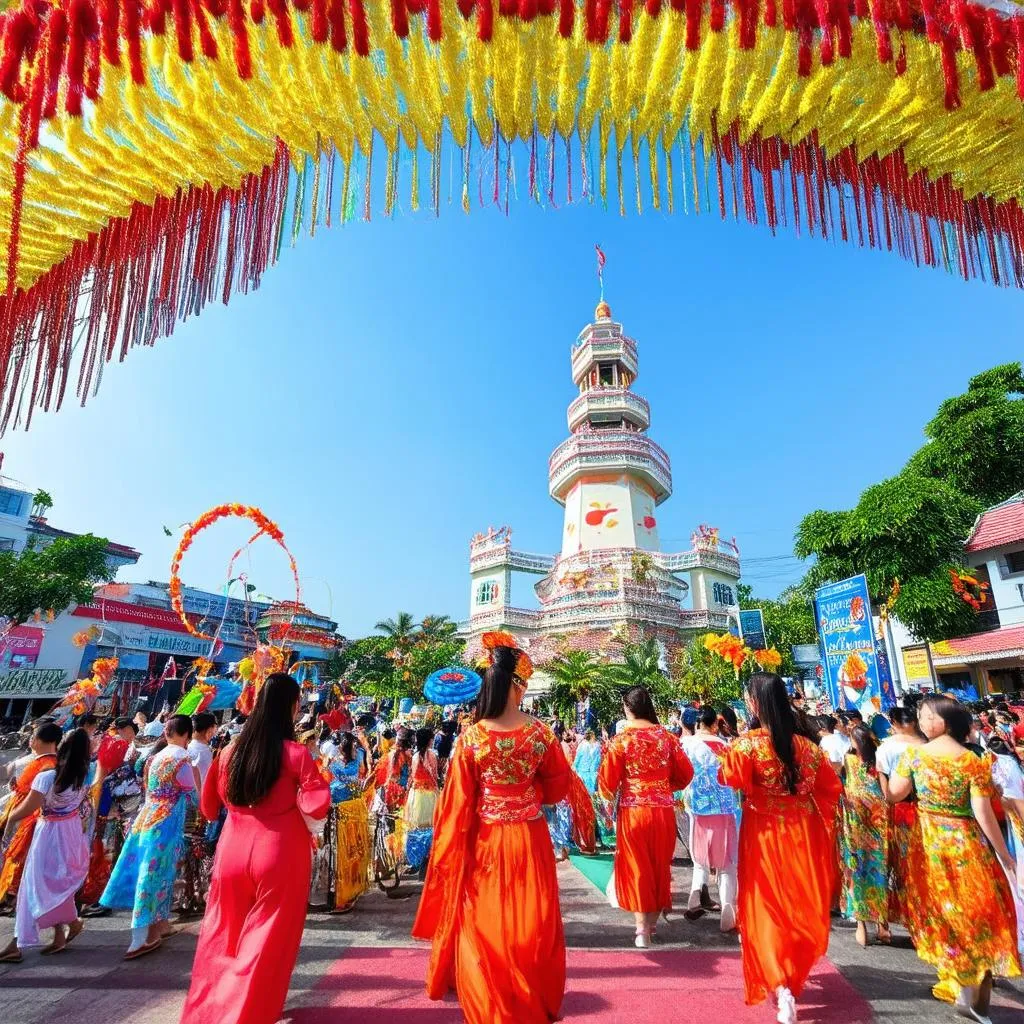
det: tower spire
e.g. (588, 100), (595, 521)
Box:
(594, 244), (611, 320)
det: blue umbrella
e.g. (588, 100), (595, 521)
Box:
(424, 667), (482, 707)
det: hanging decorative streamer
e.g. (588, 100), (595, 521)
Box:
(0, 1), (1023, 432)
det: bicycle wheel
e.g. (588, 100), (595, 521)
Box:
(372, 814), (401, 893)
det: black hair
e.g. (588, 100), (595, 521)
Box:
(889, 706), (925, 739)
(987, 734), (1022, 765)
(921, 694), (972, 744)
(552, 721), (565, 740)
(395, 726), (414, 751)
(165, 714), (194, 740)
(476, 646), (524, 721)
(718, 705), (739, 738)
(415, 727), (434, 757)
(192, 712), (217, 734)
(623, 686), (659, 724)
(382, 728), (396, 741)
(54, 728), (91, 793)
(794, 709), (822, 744)
(749, 673), (800, 794)
(227, 673), (299, 807)
(336, 731), (357, 763)
(81, 714), (99, 728)
(34, 722), (62, 746)
(850, 723), (879, 770)
(114, 716), (138, 735)
(819, 714), (836, 733)
(846, 709), (864, 722)
(697, 705), (719, 729)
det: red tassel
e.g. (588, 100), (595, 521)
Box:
(391, 0), (409, 35)
(559, 0), (574, 36)
(266, 0), (294, 46)
(814, 0), (833, 65)
(895, 38), (906, 75)
(988, 10), (1011, 79)
(0, 11), (40, 103)
(85, 32), (101, 100)
(868, 0), (892, 63)
(833, 0), (851, 58)
(894, 0), (911, 30)
(538, 0), (555, 15)
(619, 0), (633, 42)
(518, 0), (538, 20)
(764, 0), (776, 28)
(595, 0), (611, 40)
(65, 0), (91, 116)
(585, 0), (597, 40)
(853, 0), (867, 19)
(146, 0), (170, 35)
(101, 0), (121, 64)
(228, 0), (252, 75)
(797, 22), (812, 76)
(920, 0), (939, 42)
(478, 0), (494, 40)
(1015, 17), (1024, 101)
(194, 0), (219, 58)
(941, 35), (960, 108)
(710, 0), (724, 31)
(498, 0), (516, 14)
(738, 0), (757, 48)
(42, 9), (67, 119)
(646, 0), (661, 15)
(251, 0), (266, 23)
(311, 0), (328, 42)
(124, 0), (145, 83)
(327, 0), (347, 50)
(428, 0), (443, 37)
(349, 0), (369, 55)
(457, 0), (475, 16)
(294, 0), (310, 10)
(685, 0), (701, 48)
(782, 0), (795, 31)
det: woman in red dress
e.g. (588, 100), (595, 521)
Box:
(180, 673), (330, 1024)
(412, 632), (571, 1024)
(598, 686), (693, 948)
(718, 673), (842, 1024)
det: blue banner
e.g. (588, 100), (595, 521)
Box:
(739, 609), (767, 650)
(874, 637), (898, 711)
(814, 575), (881, 713)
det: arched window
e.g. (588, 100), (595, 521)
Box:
(712, 582), (734, 606)
(477, 580), (499, 605)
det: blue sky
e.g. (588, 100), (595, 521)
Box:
(4, 193), (1023, 637)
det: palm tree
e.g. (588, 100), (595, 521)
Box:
(545, 650), (619, 726)
(607, 637), (677, 712)
(374, 611), (418, 650)
(419, 614), (457, 640)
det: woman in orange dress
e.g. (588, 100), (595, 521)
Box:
(718, 673), (842, 1024)
(412, 632), (571, 1024)
(888, 695), (1021, 1022)
(598, 686), (693, 948)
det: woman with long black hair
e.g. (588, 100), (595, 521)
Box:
(412, 631), (571, 1024)
(718, 673), (842, 1024)
(1, 729), (91, 962)
(888, 694), (1020, 1021)
(180, 673), (330, 1024)
(404, 727), (439, 876)
(598, 685), (693, 947)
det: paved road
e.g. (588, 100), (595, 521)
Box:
(1, 855), (1021, 1024)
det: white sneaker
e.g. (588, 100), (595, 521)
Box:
(720, 904), (737, 932)
(776, 986), (797, 1024)
(634, 930), (652, 949)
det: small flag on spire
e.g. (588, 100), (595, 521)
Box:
(595, 244), (606, 298)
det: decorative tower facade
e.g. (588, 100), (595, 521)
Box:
(461, 299), (741, 681)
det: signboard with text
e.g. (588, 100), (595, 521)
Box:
(739, 609), (767, 650)
(0, 625), (43, 669)
(0, 667), (68, 699)
(814, 575), (882, 712)
(901, 644), (936, 689)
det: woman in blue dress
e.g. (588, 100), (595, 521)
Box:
(328, 732), (369, 911)
(574, 730), (614, 848)
(100, 715), (197, 958)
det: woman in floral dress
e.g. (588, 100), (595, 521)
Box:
(100, 715), (198, 958)
(840, 725), (892, 946)
(889, 695), (1021, 1022)
(412, 633), (571, 1024)
(329, 732), (369, 911)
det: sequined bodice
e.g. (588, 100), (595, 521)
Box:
(730, 730), (827, 814)
(608, 727), (680, 807)
(843, 754), (884, 802)
(896, 748), (993, 818)
(459, 719), (556, 824)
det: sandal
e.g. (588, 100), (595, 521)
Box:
(124, 939), (162, 961)
(0, 950), (22, 964)
(66, 920), (85, 946)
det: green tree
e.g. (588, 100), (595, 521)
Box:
(374, 611), (418, 649)
(30, 489), (53, 518)
(0, 535), (114, 625)
(671, 638), (744, 706)
(737, 584), (817, 676)
(544, 650), (620, 725)
(794, 362), (1024, 642)
(606, 638), (678, 712)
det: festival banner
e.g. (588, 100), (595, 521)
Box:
(814, 575), (882, 713)
(874, 638), (899, 711)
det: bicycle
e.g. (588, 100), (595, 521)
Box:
(370, 806), (405, 897)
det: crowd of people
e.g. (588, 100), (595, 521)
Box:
(1, 639), (1023, 1024)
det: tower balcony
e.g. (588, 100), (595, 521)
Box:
(567, 388), (651, 433)
(548, 431), (672, 504)
(571, 324), (639, 386)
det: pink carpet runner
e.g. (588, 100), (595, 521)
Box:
(288, 947), (875, 1022)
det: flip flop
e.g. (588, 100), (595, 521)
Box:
(0, 951), (23, 964)
(124, 939), (161, 961)
(40, 943), (68, 957)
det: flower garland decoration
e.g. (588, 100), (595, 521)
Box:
(752, 647), (782, 671)
(169, 503), (300, 646)
(703, 631), (752, 677)
(949, 569), (989, 611)
(71, 624), (102, 648)
(49, 655), (119, 724)
(1, 2), (1024, 432)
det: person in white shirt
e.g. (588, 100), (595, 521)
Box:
(143, 713), (167, 739)
(819, 714), (851, 768)
(187, 713), (218, 788)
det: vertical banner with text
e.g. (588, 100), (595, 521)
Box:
(814, 575), (882, 713)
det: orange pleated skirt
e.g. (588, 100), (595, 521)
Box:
(736, 805), (838, 1005)
(612, 805), (677, 913)
(454, 816), (565, 1024)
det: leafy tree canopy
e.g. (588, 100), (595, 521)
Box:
(0, 534), (114, 625)
(736, 584), (817, 676)
(794, 362), (1023, 641)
